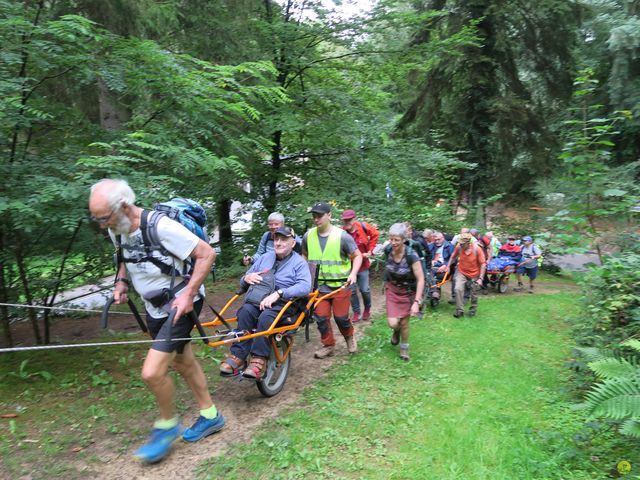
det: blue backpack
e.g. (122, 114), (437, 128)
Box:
(116, 198), (209, 278)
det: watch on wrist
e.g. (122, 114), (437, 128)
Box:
(277, 289), (284, 298)
(115, 277), (129, 286)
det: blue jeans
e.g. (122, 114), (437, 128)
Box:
(230, 302), (285, 359)
(350, 269), (372, 314)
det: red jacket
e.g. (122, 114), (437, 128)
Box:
(344, 221), (379, 271)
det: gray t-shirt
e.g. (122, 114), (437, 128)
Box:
(521, 244), (542, 268)
(109, 212), (204, 319)
(302, 226), (357, 292)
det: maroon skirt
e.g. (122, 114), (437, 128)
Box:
(385, 281), (413, 318)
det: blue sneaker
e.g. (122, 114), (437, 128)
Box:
(182, 413), (225, 443)
(134, 424), (183, 463)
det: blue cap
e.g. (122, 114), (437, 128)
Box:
(522, 236), (533, 242)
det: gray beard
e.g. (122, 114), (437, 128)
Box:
(111, 213), (132, 235)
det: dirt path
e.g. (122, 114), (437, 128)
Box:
(87, 283), (386, 480)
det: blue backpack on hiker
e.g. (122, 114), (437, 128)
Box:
(116, 198), (209, 278)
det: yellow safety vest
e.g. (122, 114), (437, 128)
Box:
(307, 227), (351, 287)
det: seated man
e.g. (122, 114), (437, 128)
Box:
(221, 226), (312, 379)
(498, 235), (523, 261)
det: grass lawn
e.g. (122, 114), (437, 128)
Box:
(197, 279), (638, 479)
(1, 274), (638, 479)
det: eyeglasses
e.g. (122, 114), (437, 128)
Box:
(90, 210), (115, 224)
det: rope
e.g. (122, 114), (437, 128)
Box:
(0, 302), (135, 316)
(0, 330), (246, 354)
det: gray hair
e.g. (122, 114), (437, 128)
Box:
(91, 179), (136, 210)
(422, 228), (434, 237)
(268, 212), (285, 223)
(388, 222), (407, 239)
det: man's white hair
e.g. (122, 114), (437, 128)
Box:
(91, 179), (136, 210)
(268, 212), (285, 223)
(388, 222), (407, 239)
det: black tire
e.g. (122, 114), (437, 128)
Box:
(430, 296), (439, 308)
(498, 277), (509, 293)
(257, 335), (291, 397)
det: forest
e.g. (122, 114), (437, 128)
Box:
(1, 0), (639, 478)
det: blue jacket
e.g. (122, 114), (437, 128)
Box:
(427, 241), (455, 268)
(241, 250), (312, 300)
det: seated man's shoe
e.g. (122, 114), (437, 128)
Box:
(453, 309), (464, 318)
(362, 308), (371, 321)
(219, 355), (245, 377)
(134, 425), (183, 463)
(183, 413), (225, 443)
(242, 356), (267, 380)
(346, 335), (358, 354)
(314, 345), (335, 359)
(351, 312), (361, 323)
(467, 309), (477, 317)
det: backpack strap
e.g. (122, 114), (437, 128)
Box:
(120, 210), (185, 280)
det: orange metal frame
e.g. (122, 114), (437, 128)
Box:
(199, 286), (347, 363)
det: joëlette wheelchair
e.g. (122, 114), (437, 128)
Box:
(101, 264), (345, 397)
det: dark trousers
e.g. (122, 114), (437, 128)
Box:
(230, 301), (285, 359)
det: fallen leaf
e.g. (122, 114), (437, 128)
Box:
(0, 413), (18, 418)
(71, 447), (83, 453)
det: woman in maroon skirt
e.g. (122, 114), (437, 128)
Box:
(384, 223), (425, 361)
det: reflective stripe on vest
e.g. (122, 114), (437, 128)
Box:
(307, 227), (351, 287)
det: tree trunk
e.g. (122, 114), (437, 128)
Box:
(217, 198), (233, 243)
(97, 77), (130, 131)
(15, 245), (41, 345)
(0, 230), (13, 348)
(265, 130), (282, 213)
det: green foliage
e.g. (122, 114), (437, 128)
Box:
(539, 69), (639, 259)
(581, 339), (640, 437)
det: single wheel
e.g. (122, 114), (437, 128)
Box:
(430, 296), (439, 308)
(498, 277), (509, 293)
(257, 335), (291, 397)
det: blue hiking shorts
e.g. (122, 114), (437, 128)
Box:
(517, 265), (538, 280)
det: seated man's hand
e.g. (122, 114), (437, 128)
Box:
(260, 292), (280, 310)
(244, 272), (263, 285)
(437, 265), (447, 273)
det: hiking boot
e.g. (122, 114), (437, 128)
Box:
(314, 345), (335, 359)
(242, 356), (267, 380)
(351, 312), (361, 323)
(399, 344), (410, 362)
(453, 310), (464, 318)
(346, 336), (358, 354)
(528, 286), (534, 294)
(182, 413), (225, 443)
(134, 424), (183, 463)
(467, 309), (477, 317)
(362, 308), (371, 321)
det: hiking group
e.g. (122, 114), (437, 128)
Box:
(88, 178), (542, 464)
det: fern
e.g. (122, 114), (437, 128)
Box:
(583, 341), (640, 437)
(588, 357), (637, 379)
